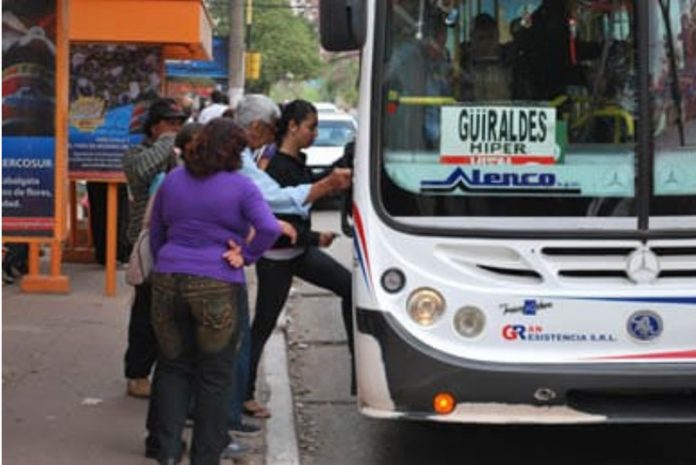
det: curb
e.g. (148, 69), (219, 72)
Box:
(264, 329), (300, 465)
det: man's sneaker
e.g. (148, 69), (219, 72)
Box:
(126, 378), (151, 398)
(221, 439), (251, 459)
(229, 421), (261, 438)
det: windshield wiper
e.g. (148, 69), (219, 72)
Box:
(657, 0), (686, 146)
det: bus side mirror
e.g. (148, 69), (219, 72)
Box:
(319, 0), (366, 51)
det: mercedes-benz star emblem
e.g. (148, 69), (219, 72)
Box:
(626, 248), (660, 284)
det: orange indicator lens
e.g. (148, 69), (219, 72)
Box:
(433, 392), (456, 414)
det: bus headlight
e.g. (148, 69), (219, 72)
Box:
(407, 288), (445, 326)
(453, 306), (485, 338)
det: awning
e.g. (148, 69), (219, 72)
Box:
(166, 37), (229, 80)
(69, 0), (213, 60)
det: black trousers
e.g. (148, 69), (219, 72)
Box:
(247, 248), (354, 401)
(3, 243), (28, 274)
(124, 282), (158, 379)
(86, 182), (130, 264)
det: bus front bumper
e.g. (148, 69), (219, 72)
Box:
(355, 307), (696, 424)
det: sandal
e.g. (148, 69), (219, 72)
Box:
(243, 400), (271, 418)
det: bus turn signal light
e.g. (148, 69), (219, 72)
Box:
(433, 392), (456, 415)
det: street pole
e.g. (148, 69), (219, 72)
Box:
(245, 0), (253, 50)
(228, 0), (246, 107)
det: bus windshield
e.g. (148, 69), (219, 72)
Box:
(378, 0), (696, 229)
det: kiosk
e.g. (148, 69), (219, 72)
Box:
(2, 0), (213, 296)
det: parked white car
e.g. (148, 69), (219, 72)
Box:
(305, 109), (357, 174)
(314, 102), (340, 113)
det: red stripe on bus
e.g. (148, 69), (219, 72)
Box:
(440, 156), (557, 165)
(352, 202), (372, 280)
(590, 349), (696, 360)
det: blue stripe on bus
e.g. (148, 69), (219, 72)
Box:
(568, 297), (696, 305)
(352, 232), (371, 293)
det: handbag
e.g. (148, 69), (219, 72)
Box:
(125, 227), (152, 286)
(125, 192), (157, 286)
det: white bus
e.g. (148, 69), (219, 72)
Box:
(319, 0), (696, 423)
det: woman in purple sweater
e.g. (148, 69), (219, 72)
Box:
(149, 118), (280, 465)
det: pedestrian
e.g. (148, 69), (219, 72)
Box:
(171, 121), (203, 169)
(148, 118), (281, 465)
(122, 98), (187, 399)
(198, 89), (229, 124)
(255, 142), (277, 170)
(85, 181), (130, 265)
(221, 107), (235, 119)
(245, 99), (356, 419)
(2, 243), (28, 284)
(144, 119), (262, 461)
(221, 94), (352, 438)
(176, 93), (196, 123)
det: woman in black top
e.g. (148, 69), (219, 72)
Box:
(244, 100), (354, 415)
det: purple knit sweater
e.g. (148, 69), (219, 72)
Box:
(150, 166), (281, 284)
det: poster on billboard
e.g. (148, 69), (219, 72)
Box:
(68, 45), (162, 179)
(2, 0), (58, 237)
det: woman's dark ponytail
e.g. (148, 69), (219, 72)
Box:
(276, 99), (317, 145)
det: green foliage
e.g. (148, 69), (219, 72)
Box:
(270, 80), (322, 103)
(204, 0), (322, 94)
(204, 0), (232, 35)
(204, 1), (360, 106)
(318, 55), (360, 108)
(268, 54), (360, 108)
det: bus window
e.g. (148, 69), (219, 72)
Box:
(381, 0), (640, 221)
(651, 0), (696, 217)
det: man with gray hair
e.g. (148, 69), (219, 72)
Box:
(220, 94), (351, 459)
(234, 93), (351, 212)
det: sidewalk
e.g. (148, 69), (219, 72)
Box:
(2, 263), (298, 465)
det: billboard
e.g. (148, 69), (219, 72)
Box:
(68, 44), (162, 179)
(2, 0), (58, 237)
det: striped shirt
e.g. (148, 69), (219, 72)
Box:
(122, 133), (176, 244)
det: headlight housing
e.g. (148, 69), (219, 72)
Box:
(381, 268), (406, 293)
(407, 288), (445, 326)
(453, 306), (486, 338)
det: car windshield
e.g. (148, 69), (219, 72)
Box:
(314, 120), (356, 147)
(377, 0), (696, 229)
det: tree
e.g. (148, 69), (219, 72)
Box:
(205, 0), (322, 94)
(319, 54), (360, 108)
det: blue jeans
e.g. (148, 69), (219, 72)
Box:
(151, 273), (244, 465)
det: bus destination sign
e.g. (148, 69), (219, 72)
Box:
(440, 106), (558, 165)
